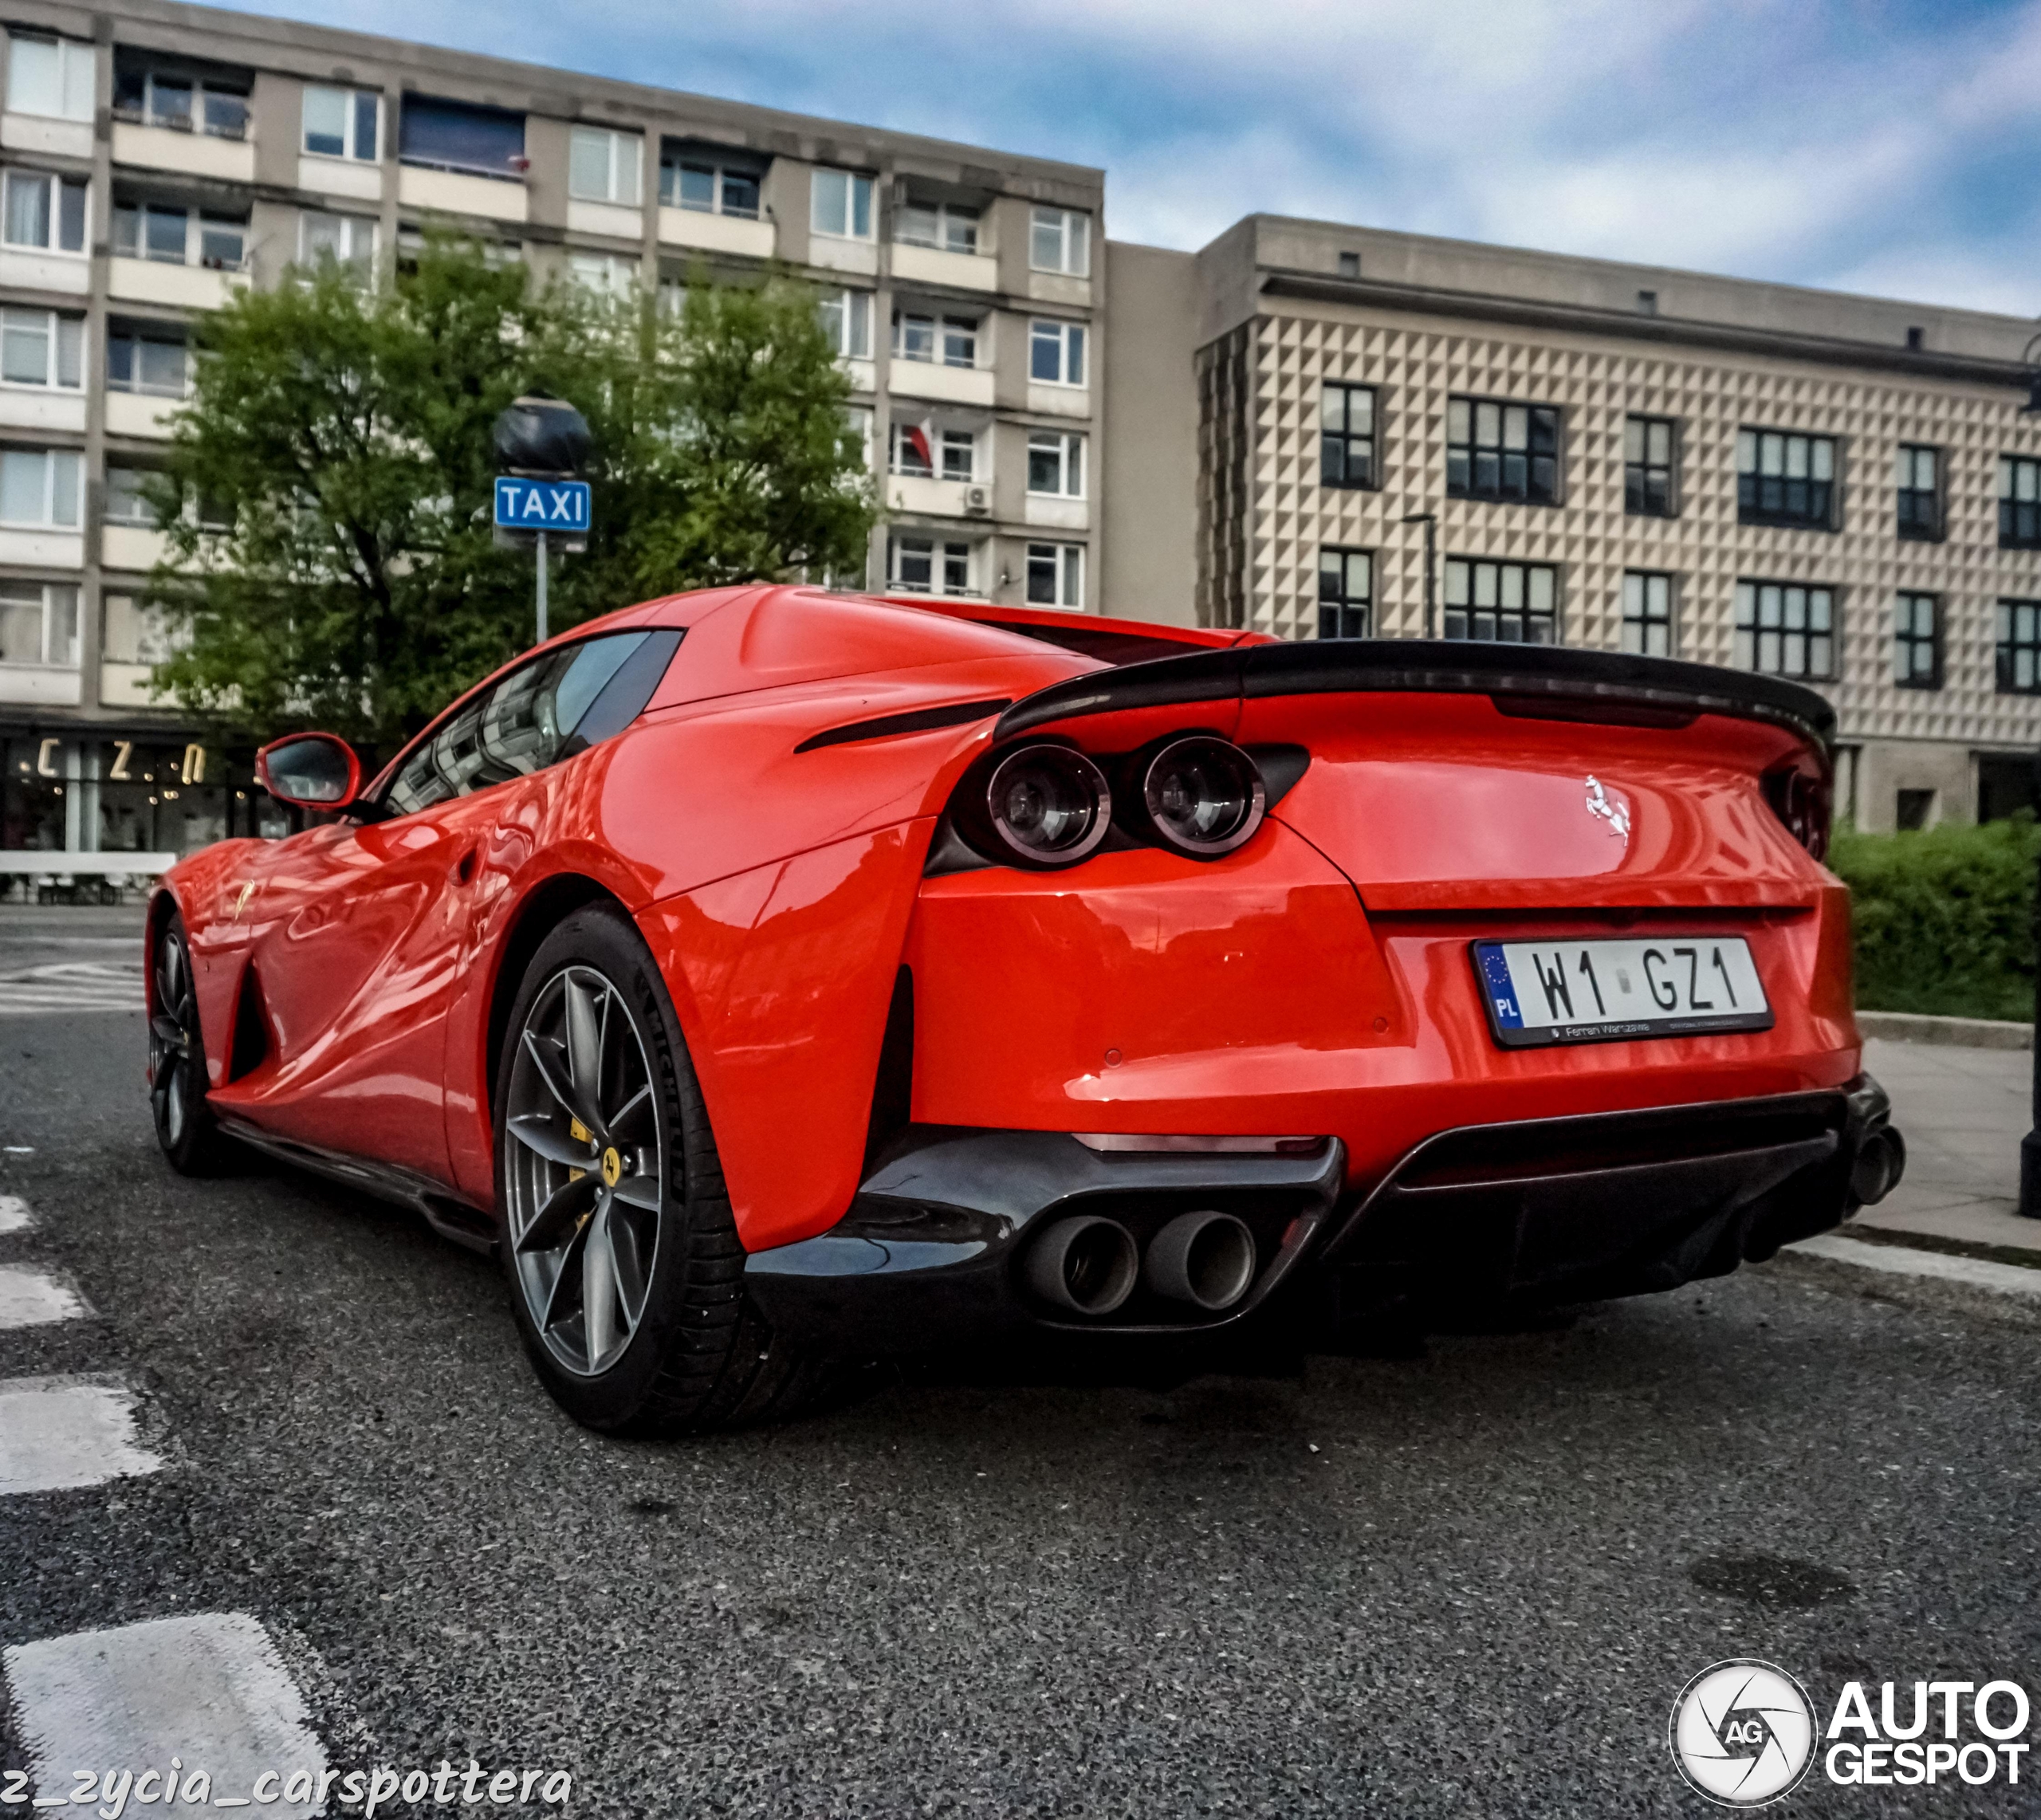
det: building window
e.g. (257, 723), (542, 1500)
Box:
(1893, 592), (1941, 690)
(1029, 320), (1086, 387)
(1320, 383), (1376, 489)
(661, 149), (760, 218)
(1624, 415), (1676, 517)
(1894, 444), (1941, 540)
(568, 252), (635, 294)
(1443, 557), (1558, 642)
(1445, 397), (1559, 505)
(1027, 431), (1083, 497)
(2, 170), (86, 254)
(106, 324), (185, 395)
(102, 592), (175, 665)
(0, 580), (77, 666)
(888, 422), (973, 482)
(0, 447), (81, 528)
(1736, 429), (1838, 529)
(1620, 571), (1673, 656)
(0, 309), (81, 391)
(889, 533), (973, 596)
(6, 36), (94, 124)
(1996, 599), (2041, 694)
(897, 198), (979, 254)
(1734, 580), (1835, 679)
(892, 310), (977, 368)
(1317, 548), (1371, 639)
(1029, 207), (1090, 277)
(105, 464), (157, 525)
(112, 67), (248, 140)
(399, 96), (526, 179)
(303, 85), (379, 162)
(113, 202), (246, 270)
(1894, 788), (1935, 831)
(939, 430), (975, 482)
(568, 127), (642, 206)
(1027, 541), (1083, 607)
(819, 289), (871, 360)
(299, 210), (375, 269)
(812, 168), (874, 240)
(1998, 455), (2041, 550)
(841, 406), (873, 471)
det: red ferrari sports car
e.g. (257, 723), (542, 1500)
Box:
(147, 584), (1902, 1432)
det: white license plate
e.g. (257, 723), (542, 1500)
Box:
(1471, 937), (1773, 1048)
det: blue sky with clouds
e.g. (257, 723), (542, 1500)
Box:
(252, 0), (2041, 316)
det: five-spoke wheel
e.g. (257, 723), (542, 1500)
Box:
(149, 916), (220, 1173)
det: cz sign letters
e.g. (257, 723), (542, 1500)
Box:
(494, 477), (592, 533)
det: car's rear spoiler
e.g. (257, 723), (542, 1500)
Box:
(995, 638), (1836, 750)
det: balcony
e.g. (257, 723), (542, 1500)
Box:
(889, 362), (995, 408)
(0, 388), (85, 434)
(569, 199), (643, 241)
(808, 233), (877, 278)
(108, 259), (245, 310)
(1, 115), (92, 161)
(892, 242), (998, 293)
(0, 661), (80, 706)
(99, 660), (157, 708)
(397, 165), (528, 224)
(887, 474), (989, 521)
(657, 206), (773, 260)
(297, 155), (383, 204)
(1026, 382), (1091, 420)
(100, 524), (167, 573)
(1023, 494), (1089, 533)
(1027, 270), (1091, 309)
(110, 121), (256, 185)
(841, 358), (875, 395)
(104, 392), (179, 439)
(0, 249), (87, 296)
(0, 528), (81, 568)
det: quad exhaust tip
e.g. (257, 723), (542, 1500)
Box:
(1026, 1215), (1139, 1315)
(1144, 1209), (1257, 1312)
(1851, 1126), (1907, 1207)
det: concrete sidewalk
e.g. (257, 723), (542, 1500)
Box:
(1852, 1036), (2041, 1257)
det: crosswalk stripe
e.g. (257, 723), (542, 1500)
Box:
(4, 1614), (328, 1817)
(0, 1193), (31, 1234)
(0, 1376), (161, 1493)
(0, 1264), (88, 1328)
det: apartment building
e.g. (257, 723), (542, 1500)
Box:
(1103, 218), (2041, 832)
(0, 0), (1105, 863)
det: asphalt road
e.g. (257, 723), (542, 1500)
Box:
(3, 905), (2040, 1818)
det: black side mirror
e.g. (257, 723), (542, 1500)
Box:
(256, 732), (361, 808)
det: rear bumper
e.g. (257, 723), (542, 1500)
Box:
(743, 1076), (1900, 1355)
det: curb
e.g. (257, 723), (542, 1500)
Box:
(1856, 1009), (2031, 1051)
(1789, 1232), (2041, 1299)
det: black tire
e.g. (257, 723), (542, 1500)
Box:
(494, 902), (847, 1435)
(148, 913), (227, 1174)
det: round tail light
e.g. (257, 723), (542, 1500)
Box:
(981, 744), (1111, 867)
(1138, 736), (1267, 859)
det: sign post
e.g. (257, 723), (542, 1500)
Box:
(491, 475), (592, 647)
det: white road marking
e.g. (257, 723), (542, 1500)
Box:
(0, 1263), (88, 1327)
(1791, 1232), (2041, 1299)
(4, 1614), (328, 1817)
(0, 959), (144, 1016)
(0, 1193), (31, 1232)
(0, 1376), (161, 1493)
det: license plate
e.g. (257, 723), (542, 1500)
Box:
(1471, 937), (1773, 1048)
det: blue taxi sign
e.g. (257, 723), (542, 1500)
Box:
(494, 476), (591, 533)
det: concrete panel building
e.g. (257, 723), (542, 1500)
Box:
(1103, 218), (2041, 832)
(0, 0), (1104, 866)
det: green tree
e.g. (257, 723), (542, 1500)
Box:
(148, 238), (876, 749)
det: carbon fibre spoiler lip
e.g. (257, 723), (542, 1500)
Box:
(993, 637), (1836, 751)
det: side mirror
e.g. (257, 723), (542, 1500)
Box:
(256, 732), (361, 809)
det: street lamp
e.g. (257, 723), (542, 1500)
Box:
(2015, 334), (2041, 1215)
(1400, 510), (1437, 639)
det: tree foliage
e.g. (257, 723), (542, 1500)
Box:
(148, 238), (877, 747)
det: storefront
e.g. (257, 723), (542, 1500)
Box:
(2, 729), (291, 859)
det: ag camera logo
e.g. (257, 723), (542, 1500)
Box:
(1669, 1659), (1816, 1807)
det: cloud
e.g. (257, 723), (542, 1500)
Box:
(237, 0), (2041, 313)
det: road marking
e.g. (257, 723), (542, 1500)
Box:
(0, 1193), (30, 1233)
(0, 959), (144, 1016)
(3, 1614), (328, 1817)
(0, 1376), (161, 1493)
(0, 1264), (88, 1327)
(1791, 1232), (2041, 1299)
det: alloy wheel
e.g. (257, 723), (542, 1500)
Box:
(503, 965), (665, 1378)
(149, 929), (200, 1149)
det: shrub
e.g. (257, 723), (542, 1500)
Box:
(1830, 818), (2040, 1022)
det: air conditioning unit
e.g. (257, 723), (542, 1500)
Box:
(965, 486), (990, 516)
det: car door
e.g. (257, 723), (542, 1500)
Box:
(233, 630), (678, 1190)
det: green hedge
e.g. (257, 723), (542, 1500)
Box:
(1829, 819), (2040, 1022)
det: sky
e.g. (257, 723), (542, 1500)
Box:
(247, 0), (2041, 316)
